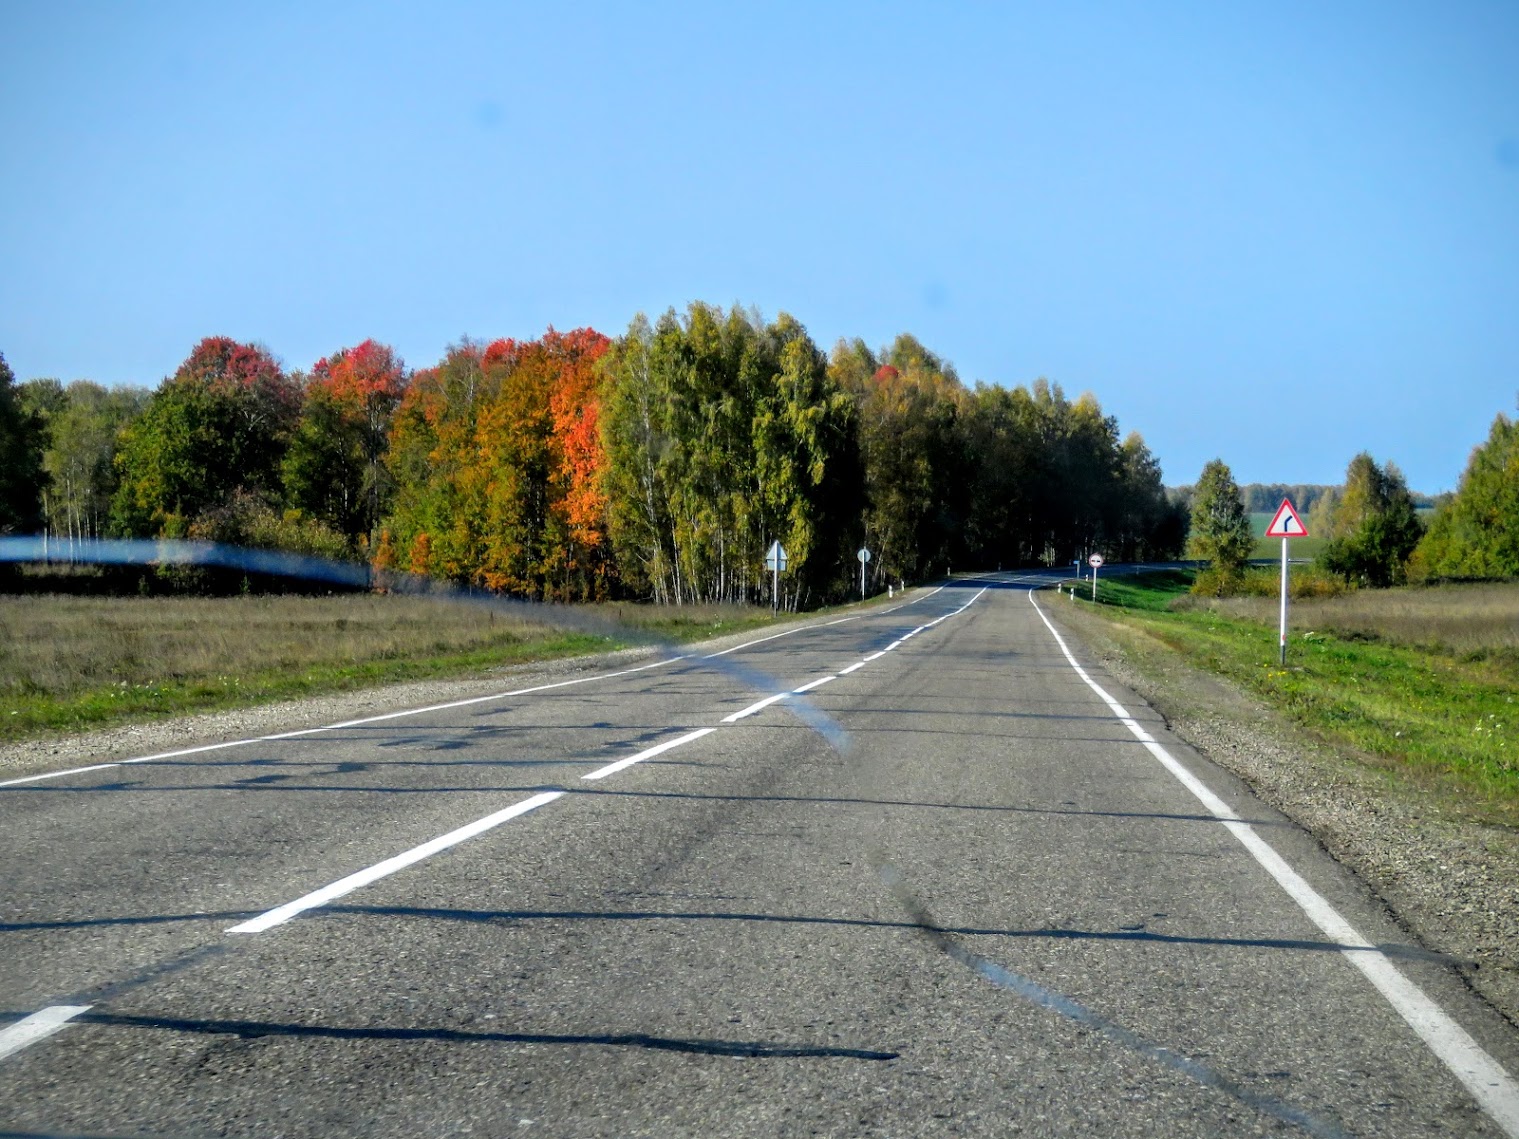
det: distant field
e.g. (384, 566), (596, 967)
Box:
(1069, 571), (1519, 816)
(0, 593), (782, 742)
(1247, 510), (1327, 560)
(1246, 505), (1435, 561)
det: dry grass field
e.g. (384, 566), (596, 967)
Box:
(1191, 581), (1519, 662)
(0, 592), (779, 740)
(1, 594), (545, 695)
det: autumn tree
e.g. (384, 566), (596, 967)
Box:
(382, 341), (492, 580)
(1317, 452), (1423, 587)
(381, 329), (612, 599)
(284, 339), (406, 547)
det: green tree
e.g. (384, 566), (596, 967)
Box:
(0, 353), (48, 534)
(601, 306), (865, 606)
(752, 314), (863, 606)
(1187, 459), (1253, 577)
(838, 336), (964, 584)
(1317, 452), (1423, 587)
(284, 340), (407, 548)
(26, 381), (149, 541)
(1411, 407), (1519, 580)
(110, 338), (298, 537)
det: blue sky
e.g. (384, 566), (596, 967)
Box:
(2, 2), (1515, 493)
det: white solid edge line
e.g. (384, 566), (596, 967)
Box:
(0, 1005), (92, 1063)
(721, 692), (791, 723)
(6, 656), (689, 788)
(581, 727), (716, 781)
(792, 676), (836, 694)
(839, 662), (866, 675)
(226, 790), (567, 934)
(1026, 589), (1519, 1138)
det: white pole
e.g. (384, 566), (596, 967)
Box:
(1279, 536), (1289, 666)
(772, 562), (778, 615)
(1091, 563), (1098, 602)
(860, 556), (865, 599)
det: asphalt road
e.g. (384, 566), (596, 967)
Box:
(2, 573), (1517, 1138)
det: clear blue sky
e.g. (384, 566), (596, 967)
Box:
(2, 2), (1515, 493)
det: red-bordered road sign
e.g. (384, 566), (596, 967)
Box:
(1265, 498), (1309, 538)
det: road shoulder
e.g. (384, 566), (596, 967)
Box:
(1046, 591), (1519, 1031)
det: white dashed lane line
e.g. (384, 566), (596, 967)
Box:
(581, 727), (718, 782)
(0, 1006), (92, 1062)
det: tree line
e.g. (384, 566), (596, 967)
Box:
(1185, 398), (1519, 590)
(2, 307), (1187, 606)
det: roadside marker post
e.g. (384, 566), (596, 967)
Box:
(1264, 498), (1309, 665)
(1088, 553), (1104, 601)
(765, 540), (788, 615)
(857, 546), (871, 599)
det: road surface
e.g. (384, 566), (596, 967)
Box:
(2, 573), (1517, 1137)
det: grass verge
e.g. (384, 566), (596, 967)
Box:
(1060, 571), (1519, 821)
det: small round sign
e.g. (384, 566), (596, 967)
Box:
(1088, 554), (1104, 568)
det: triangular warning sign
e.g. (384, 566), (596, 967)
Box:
(1265, 498), (1309, 538)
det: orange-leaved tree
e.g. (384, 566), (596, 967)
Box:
(380, 329), (612, 599)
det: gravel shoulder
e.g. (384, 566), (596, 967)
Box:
(1049, 593), (1519, 1030)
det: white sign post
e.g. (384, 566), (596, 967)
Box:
(1264, 498), (1309, 665)
(857, 547), (871, 599)
(765, 540), (788, 614)
(1088, 553), (1104, 601)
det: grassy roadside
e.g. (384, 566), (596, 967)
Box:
(1057, 570), (1519, 823)
(0, 592), (815, 743)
